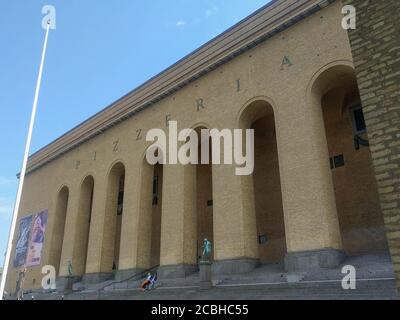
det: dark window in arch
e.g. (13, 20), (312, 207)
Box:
(117, 176), (124, 216)
(350, 104), (366, 134)
(152, 176), (159, 206)
(88, 187), (94, 223)
(330, 154), (345, 170)
(258, 234), (268, 245)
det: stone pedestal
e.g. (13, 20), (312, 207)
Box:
(199, 261), (212, 290)
(56, 276), (77, 294)
(65, 277), (74, 293)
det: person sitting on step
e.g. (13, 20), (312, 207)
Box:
(140, 273), (152, 291)
(149, 272), (158, 289)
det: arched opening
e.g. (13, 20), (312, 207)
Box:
(195, 126), (214, 262)
(51, 186), (69, 275)
(73, 175), (94, 276)
(150, 162), (163, 266)
(239, 100), (286, 263)
(137, 148), (163, 269)
(102, 162), (125, 273)
(315, 65), (388, 255)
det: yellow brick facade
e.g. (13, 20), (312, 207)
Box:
(5, 0), (389, 293)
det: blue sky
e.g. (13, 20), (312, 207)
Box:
(0, 0), (270, 267)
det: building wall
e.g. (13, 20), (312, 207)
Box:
(5, 1), (378, 292)
(343, 0), (400, 290)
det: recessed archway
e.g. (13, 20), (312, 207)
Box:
(238, 99), (286, 263)
(101, 162), (125, 273)
(150, 163), (163, 267)
(313, 64), (389, 255)
(136, 147), (164, 269)
(194, 126), (214, 263)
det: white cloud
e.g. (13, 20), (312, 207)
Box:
(176, 20), (186, 27)
(206, 4), (218, 17)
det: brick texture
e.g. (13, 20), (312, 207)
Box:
(343, 0), (400, 290)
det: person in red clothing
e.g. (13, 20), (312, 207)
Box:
(140, 273), (152, 291)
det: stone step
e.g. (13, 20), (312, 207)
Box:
(21, 254), (396, 300)
(67, 278), (399, 300)
(16, 276), (399, 300)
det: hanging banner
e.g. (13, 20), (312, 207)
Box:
(25, 210), (48, 267)
(13, 215), (33, 268)
(13, 209), (48, 268)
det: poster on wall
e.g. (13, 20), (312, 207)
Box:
(13, 209), (48, 268)
(26, 210), (48, 267)
(13, 215), (33, 268)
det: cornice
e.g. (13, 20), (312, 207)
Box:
(25, 0), (335, 175)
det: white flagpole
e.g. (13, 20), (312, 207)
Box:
(0, 21), (51, 300)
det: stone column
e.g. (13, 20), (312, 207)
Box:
(44, 192), (63, 275)
(115, 165), (141, 281)
(82, 174), (111, 284)
(134, 161), (156, 270)
(211, 163), (259, 274)
(276, 94), (344, 272)
(55, 187), (84, 292)
(199, 261), (212, 289)
(58, 190), (79, 277)
(344, 0), (400, 291)
(158, 163), (197, 278)
(66, 177), (95, 279)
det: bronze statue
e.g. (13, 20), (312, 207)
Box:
(201, 238), (212, 262)
(67, 260), (73, 277)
